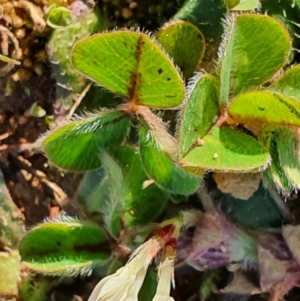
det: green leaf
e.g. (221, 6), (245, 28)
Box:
(0, 169), (25, 248)
(156, 21), (205, 79)
(0, 54), (20, 65)
(19, 277), (54, 301)
(228, 0), (260, 10)
(71, 30), (185, 108)
(41, 110), (130, 171)
(0, 251), (20, 295)
(271, 65), (300, 102)
(111, 147), (170, 227)
(261, 0), (300, 63)
(138, 268), (157, 301)
(177, 73), (219, 157)
(138, 106), (178, 159)
(200, 270), (222, 301)
(223, 0), (240, 9)
(28, 101), (46, 118)
(76, 152), (123, 236)
(259, 126), (292, 193)
(139, 125), (201, 195)
(46, 6), (72, 28)
(228, 90), (300, 126)
(173, 0), (226, 73)
(19, 217), (110, 276)
(219, 14), (291, 105)
(277, 127), (300, 190)
(78, 85), (123, 112)
(213, 181), (283, 229)
(179, 126), (270, 173)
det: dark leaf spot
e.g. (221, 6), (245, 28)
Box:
(167, 78), (171, 81)
(158, 68), (163, 74)
(258, 107), (265, 111)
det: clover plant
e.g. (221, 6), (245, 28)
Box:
(18, 0), (300, 300)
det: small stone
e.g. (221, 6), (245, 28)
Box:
(20, 169), (32, 181)
(122, 7), (133, 19)
(18, 115), (28, 125)
(23, 58), (33, 68)
(129, 2), (138, 9)
(14, 28), (26, 39)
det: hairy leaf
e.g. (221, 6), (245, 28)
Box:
(261, 0), (300, 62)
(271, 65), (300, 102)
(179, 126), (270, 173)
(138, 106), (178, 159)
(259, 126), (292, 193)
(19, 217), (110, 276)
(177, 73), (219, 157)
(111, 147), (169, 226)
(228, 91), (300, 126)
(41, 110), (130, 171)
(139, 125), (201, 195)
(156, 20), (205, 79)
(223, 0), (240, 9)
(219, 14), (290, 105)
(72, 30), (185, 108)
(277, 127), (300, 189)
(230, 0), (260, 10)
(76, 152), (123, 236)
(173, 0), (225, 73)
